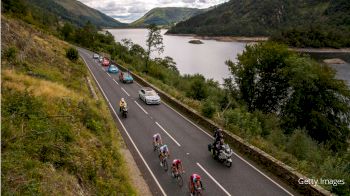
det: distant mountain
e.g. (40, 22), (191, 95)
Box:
(130, 7), (205, 27)
(27, 0), (125, 27)
(168, 0), (350, 36)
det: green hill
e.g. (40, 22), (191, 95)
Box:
(130, 7), (204, 27)
(25, 0), (125, 27)
(168, 0), (350, 47)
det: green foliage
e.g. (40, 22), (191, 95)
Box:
(228, 42), (291, 113)
(282, 56), (350, 151)
(2, 46), (17, 61)
(186, 74), (208, 100)
(168, 0), (350, 48)
(65, 47), (78, 61)
(145, 24), (164, 71)
(228, 41), (350, 152)
(202, 99), (216, 118)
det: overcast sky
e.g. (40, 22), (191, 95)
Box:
(77, 0), (228, 23)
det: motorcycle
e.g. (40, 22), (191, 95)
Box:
(121, 106), (128, 118)
(208, 143), (233, 167)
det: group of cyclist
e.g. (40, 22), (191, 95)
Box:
(153, 133), (203, 195)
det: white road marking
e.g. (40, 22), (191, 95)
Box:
(107, 73), (112, 78)
(134, 101), (148, 115)
(80, 52), (167, 196)
(113, 79), (119, 85)
(197, 163), (231, 196)
(155, 122), (181, 147)
(162, 102), (213, 139)
(121, 87), (130, 96)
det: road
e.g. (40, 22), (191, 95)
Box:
(78, 48), (299, 196)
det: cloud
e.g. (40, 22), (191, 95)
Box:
(77, 0), (228, 23)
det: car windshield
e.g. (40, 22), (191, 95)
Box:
(110, 65), (116, 68)
(145, 91), (156, 96)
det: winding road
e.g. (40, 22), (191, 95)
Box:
(78, 48), (299, 196)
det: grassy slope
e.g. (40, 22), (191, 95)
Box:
(1, 16), (135, 195)
(130, 7), (203, 27)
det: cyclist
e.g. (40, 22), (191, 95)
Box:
(119, 98), (127, 112)
(190, 173), (203, 195)
(172, 159), (184, 176)
(159, 144), (170, 166)
(153, 133), (163, 148)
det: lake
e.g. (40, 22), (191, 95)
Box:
(107, 29), (350, 86)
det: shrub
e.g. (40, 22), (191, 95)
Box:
(201, 99), (216, 118)
(66, 47), (78, 61)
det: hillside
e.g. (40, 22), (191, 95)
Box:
(26, 0), (125, 27)
(1, 16), (135, 195)
(167, 0), (350, 47)
(130, 7), (204, 27)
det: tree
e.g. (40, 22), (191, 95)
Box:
(281, 56), (350, 151)
(66, 47), (78, 61)
(227, 42), (291, 113)
(61, 22), (74, 40)
(227, 41), (350, 151)
(145, 24), (164, 72)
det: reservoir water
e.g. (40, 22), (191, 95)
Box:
(108, 29), (350, 86)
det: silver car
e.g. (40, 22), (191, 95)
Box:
(139, 87), (161, 105)
(93, 53), (99, 59)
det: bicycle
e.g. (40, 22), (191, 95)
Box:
(189, 182), (204, 196)
(153, 142), (160, 152)
(159, 153), (168, 172)
(171, 168), (184, 187)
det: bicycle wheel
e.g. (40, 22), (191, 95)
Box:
(177, 174), (183, 187)
(163, 159), (168, 171)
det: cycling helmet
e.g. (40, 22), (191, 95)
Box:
(121, 98), (125, 102)
(195, 174), (201, 180)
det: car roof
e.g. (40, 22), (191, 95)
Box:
(142, 87), (154, 91)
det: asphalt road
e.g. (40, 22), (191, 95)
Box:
(78, 48), (299, 196)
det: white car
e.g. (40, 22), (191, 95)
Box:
(139, 87), (161, 105)
(93, 53), (99, 59)
(98, 56), (103, 63)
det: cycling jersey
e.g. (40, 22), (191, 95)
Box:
(153, 134), (161, 142)
(191, 174), (201, 184)
(172, 159), (181, 166)
(160, 145), (168, 153)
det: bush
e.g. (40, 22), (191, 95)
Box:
(201, 100), (216, 118)
(66, 47), (78, 61)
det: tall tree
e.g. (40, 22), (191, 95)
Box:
(145, 24), (164, 72)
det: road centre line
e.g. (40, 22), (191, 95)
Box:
(134, 101), (148, 115)
(113, 79), (119, 85)
(197, 163), (231, 196)
(80, 52), (167, 196)
(121, 87), (130, 96)
(155, 122), (181, 147)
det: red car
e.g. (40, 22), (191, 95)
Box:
(102, 58), (110, 66)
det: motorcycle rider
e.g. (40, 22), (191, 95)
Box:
(119, 98), (127, 112)
(159, 144), (170, 166)
(213, 128), (224, 158)
(189, 174), (204, 195)
(153, 133), (163, 148)
(172, 159), (184, 176)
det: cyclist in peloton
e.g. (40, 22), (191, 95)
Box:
(153, 133), (163, 148)
(159, 144), (170, 166)
(190, 173), (204, 195)
(171, 159), (184, 176)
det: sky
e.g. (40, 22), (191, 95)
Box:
(77, 0), (228, 23)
